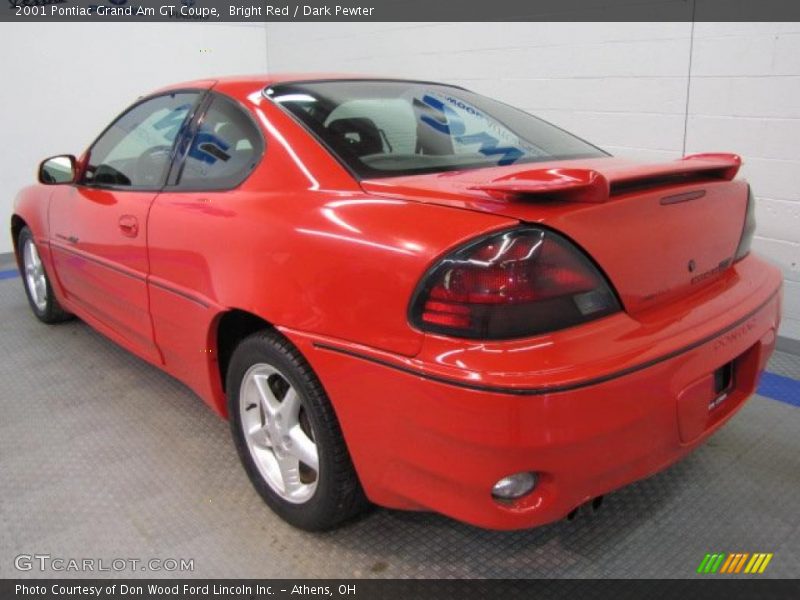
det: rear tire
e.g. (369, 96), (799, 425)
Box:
(227, 329), (369, 530)
(17, 226), (72, 324)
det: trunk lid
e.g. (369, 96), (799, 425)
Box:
(361, 154), (749, 315)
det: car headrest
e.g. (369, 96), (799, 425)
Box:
(214, 123), (240, 150)
(327, 117), (383, 157)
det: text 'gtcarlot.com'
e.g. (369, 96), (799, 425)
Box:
(14, 554), (194, 573)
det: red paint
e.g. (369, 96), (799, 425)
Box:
(470, 167), (610, 203)
(12, 75), (782, 529)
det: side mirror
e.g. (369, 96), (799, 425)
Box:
(38, 155), (77, 185)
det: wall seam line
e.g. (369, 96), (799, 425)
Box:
(264, 23), (271, 73)
(682, 3), (697, 157)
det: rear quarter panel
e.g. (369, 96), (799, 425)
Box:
(146, 92), (516, 413)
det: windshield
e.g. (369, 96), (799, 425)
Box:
(266, 80), (608, 179)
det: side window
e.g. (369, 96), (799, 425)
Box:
(83, 92), (198, 188)
(176, 94), (264, 190)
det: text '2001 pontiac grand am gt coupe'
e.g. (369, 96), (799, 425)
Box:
(12, 76), (782, 530)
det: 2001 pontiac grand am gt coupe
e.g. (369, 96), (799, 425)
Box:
(13, 75), (782, 531)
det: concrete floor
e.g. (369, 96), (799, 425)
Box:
(1, 275), (798, 579)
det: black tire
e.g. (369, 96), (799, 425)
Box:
(17, 226), (72, 324)
(227, 329), (369, 530)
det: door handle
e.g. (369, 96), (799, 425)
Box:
(118, 215), (139, 238)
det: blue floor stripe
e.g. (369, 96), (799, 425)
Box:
(0, 269), (19, 280)
(757, 372), (800, 408)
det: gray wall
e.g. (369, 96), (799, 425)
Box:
(1, 22), (797, 341)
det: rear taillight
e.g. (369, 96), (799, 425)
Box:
(410, 227), (620, 339)
(734, 186), (756, 262)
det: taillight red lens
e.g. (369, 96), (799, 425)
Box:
(411, 227), (620, 339)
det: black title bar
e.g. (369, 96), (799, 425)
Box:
(5, 0), (800, 22)
(3, 579), (800, 600)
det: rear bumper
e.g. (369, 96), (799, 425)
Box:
(283, 255), (782, 529)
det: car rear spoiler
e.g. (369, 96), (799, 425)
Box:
(469, 153), (742, 203)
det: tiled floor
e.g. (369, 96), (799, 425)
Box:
(1, 277), (798, 579)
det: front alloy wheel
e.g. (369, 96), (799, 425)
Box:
(17, 226), (71, 323)
(23, 235), (47, 313)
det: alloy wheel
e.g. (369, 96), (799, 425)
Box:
(239, 363), (319, 503)
(23, 237), (47, 312)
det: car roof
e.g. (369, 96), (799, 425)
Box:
(152, 73), (463, 97)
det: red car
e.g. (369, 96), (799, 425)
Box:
(12, 75), (782, 531)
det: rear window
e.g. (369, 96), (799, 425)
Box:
(266, 80), (607, 179)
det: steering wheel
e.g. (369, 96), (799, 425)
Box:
(135, 145), (173, 187)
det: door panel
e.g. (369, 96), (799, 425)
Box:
(48, 91), (202, 363)
(50, 186), (159, 361)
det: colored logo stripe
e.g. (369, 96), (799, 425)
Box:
(696, 554), (711, 573)
(725, 553), (747, 573)
(745, 553), (774, 573)
(759, 554), (774, 573)
(697, 553), (726, 573)
(700, 552), (773, 574)
(719, 553), (736, 573)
